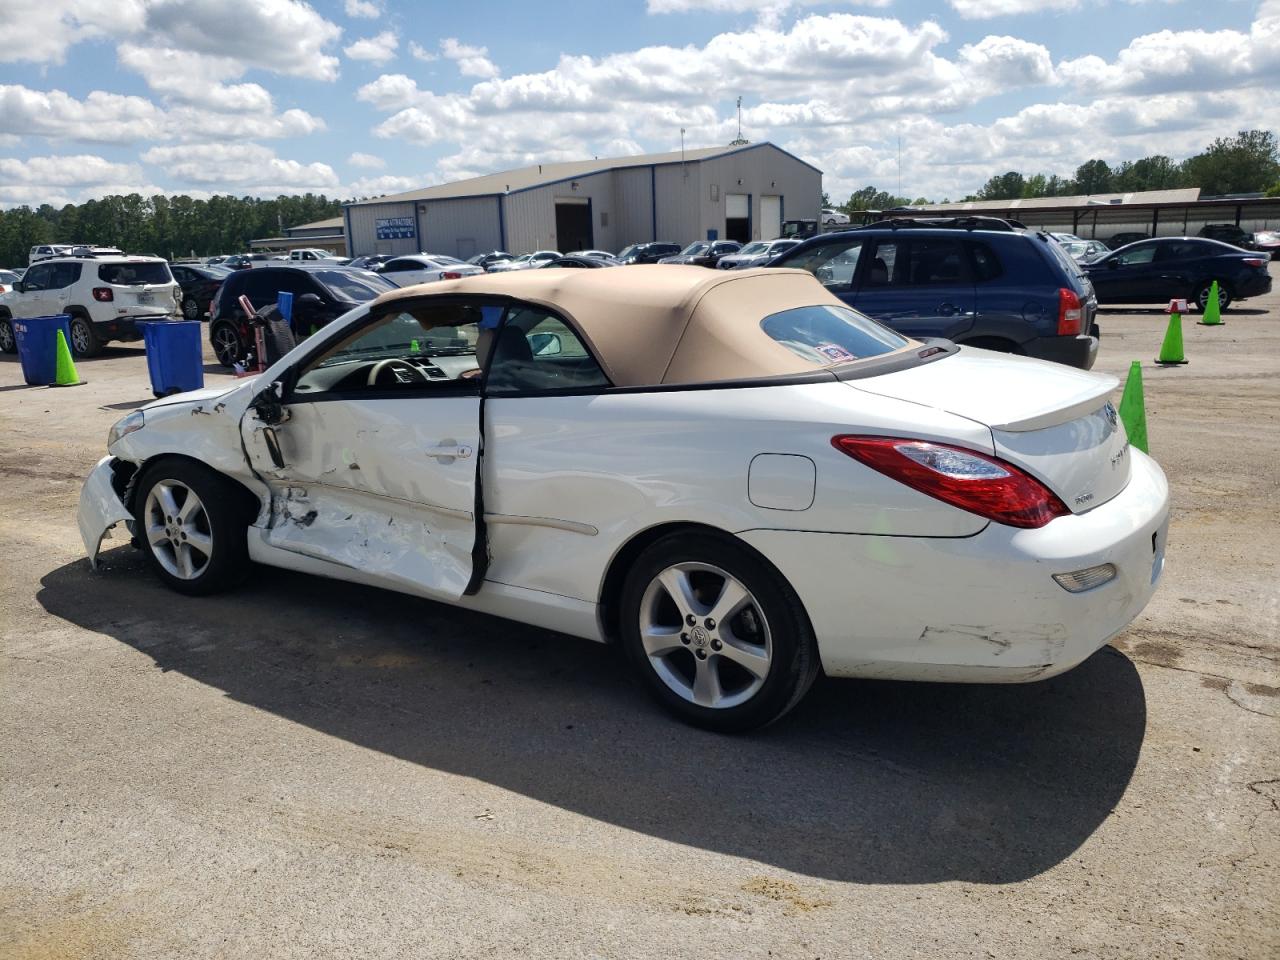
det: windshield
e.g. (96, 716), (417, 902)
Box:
(737, 242), (769, 256)
(617, 244), (638, 260)
(762, 304), (908, 366)
(431, 255), (464, 266)
(680, 242), (711, 256)
(316, 270), (396, 302)
(98, 262), (172, 285)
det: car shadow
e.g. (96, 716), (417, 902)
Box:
(38, 548), (1147, 886)
(1098, 306), (1267, 316)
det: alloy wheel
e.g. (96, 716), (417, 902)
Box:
(212, 326), (240, 366)
(70, 320), (92, 354)
(638, 562), (773, 709)
(143, 480), (214, 580)
(0, 321), (13, 353)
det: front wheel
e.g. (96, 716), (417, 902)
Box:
(69, 314), (103, 357)
(182, 295), (201, 320)
(1195, 281), (1232, 312)
(620, 532), (820, 732)
(135, 459), (252, 596)
(0, 318), (15, 354)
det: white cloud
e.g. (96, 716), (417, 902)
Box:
(141, 143), (341, 193)
(348, 152), (385, 168)
(349, 173), (423, 196)
(440, 38), (500, 78)
(948, 0), (1082, 18)
(0, 153), (164, 208)
(0, 84), (323, 144)
(345, 30), (399, 63)
(649, 0), (890, 10)
(409, 41), (438, 62)
(117, 44), (274, 113)
(0, 0), (147, 65)
(345, 0), (380, 17)
(1058, 6), (1280, 96)
(143, 0), (342, 81)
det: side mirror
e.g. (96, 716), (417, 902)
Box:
(13, 281), (25, 293)
(296, 293), (323, 307)
(1107, 259), (1120, 269)
(529, 332), (562, 356)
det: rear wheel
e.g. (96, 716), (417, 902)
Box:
(181, 295), (201, 320)
(0, 317), (15, 354)
(620, 532), (819, 732)
(1195, 281), (1231, 312)
(210, 322), (243, 367)
(68, 313), (103, 357)
(135, 459), (251, 596)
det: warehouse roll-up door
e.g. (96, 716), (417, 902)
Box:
(760, 196), (781, 240)
(726, 193), (750, 243)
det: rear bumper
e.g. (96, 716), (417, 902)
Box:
(740, 449), (1170, 683)
(1238, 273), (1272, 298)
(1022, 333), (1098, 370)
(93, 313), (177, 342)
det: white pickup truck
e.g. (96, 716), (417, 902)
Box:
(287, 248), (343, 262)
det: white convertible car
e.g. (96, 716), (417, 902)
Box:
(79, 266), (1170, 730)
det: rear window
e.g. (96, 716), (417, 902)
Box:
(98, 262), (172, 285)
(762, 304), (908, 366)
(317, 270), (396, 302)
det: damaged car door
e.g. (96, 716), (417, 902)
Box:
(241, 301), (488, 600)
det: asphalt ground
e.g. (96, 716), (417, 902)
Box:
(1, 268), (1277, 959)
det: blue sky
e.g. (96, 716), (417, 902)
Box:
(1, 0), (1274, 208)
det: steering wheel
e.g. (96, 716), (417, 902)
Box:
(366, 357), (429, 387)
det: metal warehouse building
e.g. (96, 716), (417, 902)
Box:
(343, 142), (822, 260)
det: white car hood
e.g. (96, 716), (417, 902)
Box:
(144, 378), (258, 411)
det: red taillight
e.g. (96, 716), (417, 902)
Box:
(441, 271), (462, 280)
(92, 287), (114, 302)
(1243, 257), (1266, 268)
(1057, 287), (1082, 336)
(831, 436), (1070, 529)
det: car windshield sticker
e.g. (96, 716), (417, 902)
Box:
(815, 342), (857, 364)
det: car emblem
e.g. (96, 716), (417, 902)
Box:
(689, 626), (709, 647)
(1103, 402), (1118, 428)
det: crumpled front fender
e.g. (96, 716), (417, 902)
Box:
(78, 456), (134, 569)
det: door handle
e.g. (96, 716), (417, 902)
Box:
(426, 443), (472, 462)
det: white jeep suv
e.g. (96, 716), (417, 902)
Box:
(0, 255), (181, 357)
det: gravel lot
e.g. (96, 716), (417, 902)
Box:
(2, 269), (1277, 959)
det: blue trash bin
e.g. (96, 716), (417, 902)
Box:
(13, 314), (71, 386)
(140, 320), (205, 397)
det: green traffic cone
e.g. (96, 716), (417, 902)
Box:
(50, 329), (85, 387)
(1198, 281), (1223, 326)
(1118, 360), (1148, 454)
(1155, 310), (1188, 365)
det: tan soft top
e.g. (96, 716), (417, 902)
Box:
(371, 264), (889, 386)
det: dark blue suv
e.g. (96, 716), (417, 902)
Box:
(770, 217), (1100, 369)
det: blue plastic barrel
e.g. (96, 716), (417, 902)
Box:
(140, 320), (204, 397)
(13, 314), (71, 386)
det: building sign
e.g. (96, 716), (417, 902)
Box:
(375, 216), (416, 240)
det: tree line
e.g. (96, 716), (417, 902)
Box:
(0, 193), (344, 268)
(836, 129), (1280, 213)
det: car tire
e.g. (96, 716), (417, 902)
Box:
(68, 313), (103, 358)
(134, 458), (252, 596)
(620, 531), (820, 732)
(1195, 281), (1232, 313)
(210, 322), (243, 368)
(0, 317), (15, 354)
(181, 295), (201, 320)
